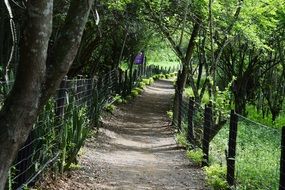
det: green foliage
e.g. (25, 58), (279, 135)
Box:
(68, 163), (81, 170)
(122, 99), (128, 104)
(169, 73), (176, 78)
(175, 122), (190, 148)
(165, 74), (171, 79)
(204, 165), (228, 190)
(210, 120), (281, 189)
(235, 122), (280, 189)
(166, 110), (173, 120)
(138, 81), (146, 89)
(142, 78), (151, 85)
(186, 149), (203, 166)
(113, 95), (123, 104)
(141, 77), (154, 86)
(246, 105), (285, 129)
(60, 104), (90, 171)
(175, 132), (188, 147)
(148, 77), (154, 84)
(131, 89), (139, 98)
(184, 87), (210, 104)
(104, 104), (116, 113)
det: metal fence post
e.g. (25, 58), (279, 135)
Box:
(227, 110), (238, 187)
(202, 102), (212, 167)
(279, 126), (285, 190)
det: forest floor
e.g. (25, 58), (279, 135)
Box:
(37, 79), (206, 190)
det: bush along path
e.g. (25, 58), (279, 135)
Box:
(37, 79), (205, 190)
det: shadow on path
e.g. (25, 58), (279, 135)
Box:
(38, 79), (205, 190)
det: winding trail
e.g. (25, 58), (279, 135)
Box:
(40, 80), (205, 190)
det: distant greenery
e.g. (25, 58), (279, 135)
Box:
(246, 105), (285, 129)
(148, 61), (180, 68)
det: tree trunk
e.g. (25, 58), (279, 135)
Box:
(0, 0), (94, 188)
(0, 1), (53, 188)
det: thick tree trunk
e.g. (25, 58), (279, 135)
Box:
(0, 0), (94, 189)
(42, 0), (94, 106)
(0, 1), (53, 188)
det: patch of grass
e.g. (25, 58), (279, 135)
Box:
(104, 104), (116, 113)
(166, 110), (173, 120)
(142, 78), (151, 85)
(210, 121), (281, 189)
(186, 148), (203, 166)
(113, 95), (123, 104)
(175, 133), (188, 147)
(68, 163), (81, 170)
(148, 77), (154, 84)
(138, 81), (146, 89)
(204, 164), (228, 190)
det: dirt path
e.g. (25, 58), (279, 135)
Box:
(40, 80), (205, 190)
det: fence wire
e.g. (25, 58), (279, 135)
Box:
(235, 114), (281, 190)
(174, 92), (284, 189)
(0, 65), (177, 189)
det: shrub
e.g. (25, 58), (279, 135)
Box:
(175, 130), (189, 147)
(139, 81), (146, 89)
(204, 164), (228, 190)
(166, 110), (173, 120)
(142, 79), (150, 85)
(159, 74), (165, 79)
(113, 95), (123, 104)
(131, 89), (139, 97)
(104, 104), (116, 113)
(148, 77), (154, 85)
(165, 74), (171, 79)
(60, 106), (90, 171)
(153, 75), (160, 80)
(186, 149), (203, 166)
(134, 87), (143, 94)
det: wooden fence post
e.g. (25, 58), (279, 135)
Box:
(133, 69), (138, 85)
(172, 70), (181, 126)
(55, 78), (67, 120)
(227, 110), (239, 187)
(202, 102), (212, 167)
(129, 62), (134, 93)
(118, 69), (123, 94)
(177, 90), (183, 131)
(279, 126), (285, 190)
(187, 97), (195, 144)
(123, 71), (128, 97)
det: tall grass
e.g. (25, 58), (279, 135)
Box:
(210, 120), (281, 189)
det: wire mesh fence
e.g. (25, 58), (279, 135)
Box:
(0, 65), (178, 189)
(235, 114), (281, 190)
(173, 89), (284, 189)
